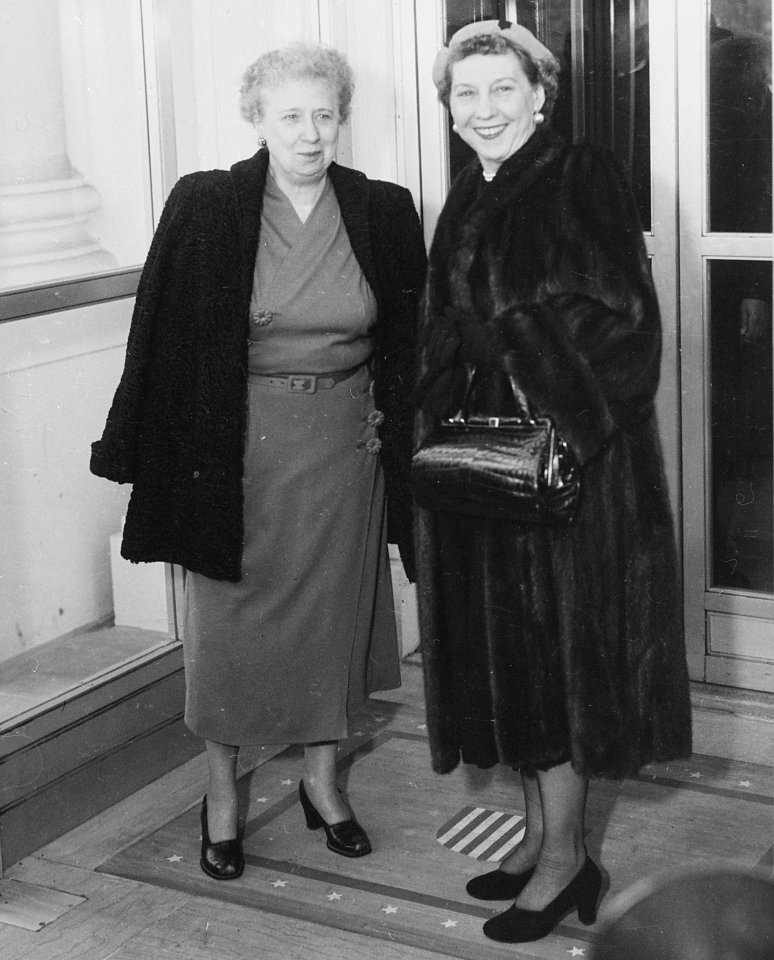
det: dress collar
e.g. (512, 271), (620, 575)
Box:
(228, 149), (378, 303)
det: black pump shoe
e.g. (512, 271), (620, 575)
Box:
(482, 857), (602, 943)
(466, 865), (536, 900)
(298, 780), (372, 858)
(199, 796), (244, 880)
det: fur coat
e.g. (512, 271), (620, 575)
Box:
(415, 128), (692, 778)
(91, 150), (426, 582)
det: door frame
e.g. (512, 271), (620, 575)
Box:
(677, 0), (774, 692)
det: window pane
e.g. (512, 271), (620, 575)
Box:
(0, 303), (175, 730)
(709, 259), (774, 592)
(708, 1), (772, 233)
(0, 0), (153, 293)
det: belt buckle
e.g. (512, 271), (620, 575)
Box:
(288, 374), (317, 394)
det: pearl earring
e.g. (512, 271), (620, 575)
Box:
(452, 122), (459, 133)
(533, 112), (544, 124)
(258, 136), (267, 147)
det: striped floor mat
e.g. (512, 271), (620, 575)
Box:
(436, 806), (525, 862)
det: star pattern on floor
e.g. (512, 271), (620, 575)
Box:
(105, 725), (773, 959)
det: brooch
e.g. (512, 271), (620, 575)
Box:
(252, 309), (276, 326)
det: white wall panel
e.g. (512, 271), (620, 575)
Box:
(0, 300), (133, 659)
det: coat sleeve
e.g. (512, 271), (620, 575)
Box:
(487, 146), (662, 465)
(89, 177), (196, 483)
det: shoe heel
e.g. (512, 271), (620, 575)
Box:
(576, 862), (602, 925)
(298, 780), (371, 857)
(298, 780), (324, 830)
(577, 899), (597, 925)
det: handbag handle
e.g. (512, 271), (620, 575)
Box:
(450, 356), (532, 423)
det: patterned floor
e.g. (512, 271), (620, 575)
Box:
(97, 702), (773, 960)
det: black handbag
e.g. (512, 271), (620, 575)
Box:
(411, 362), (581, 524)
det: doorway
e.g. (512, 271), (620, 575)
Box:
(411, 0), (773, 691)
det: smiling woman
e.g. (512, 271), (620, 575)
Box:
(414, 18), (691, 945)
(447, 53), (545, 176)
(434, 19), (560, 182)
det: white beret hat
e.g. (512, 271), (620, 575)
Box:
(432, 19), (556, 90)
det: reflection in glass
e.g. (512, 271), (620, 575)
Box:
(553, 0), (651, 229)
(443, 1), (652, 229)
(708, 3), (772, 233)
(709, 259), (773, 593)
(0, 0), (153, 293)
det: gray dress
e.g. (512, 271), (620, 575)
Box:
(182, 174), (400, 745)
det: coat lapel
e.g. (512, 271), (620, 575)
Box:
(328, 162), (379, 297)
(229, 149), (270, 308)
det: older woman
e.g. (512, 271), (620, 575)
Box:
(92, 43), (426, 877)
(414, 21), (691, 942)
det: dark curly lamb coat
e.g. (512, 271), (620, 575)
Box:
(415, 128), (692, 778)
(91, 149), (426, 583)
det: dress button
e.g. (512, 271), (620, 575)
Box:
(252, 309), (274, 326)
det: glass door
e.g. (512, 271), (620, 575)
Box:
(679, 0), (774, 691)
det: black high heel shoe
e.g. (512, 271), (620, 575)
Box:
(466, 865), (536, 900)
(199, 796), (244, 880)
(482, 856), (602, 943)
(298, 780), (372, 858)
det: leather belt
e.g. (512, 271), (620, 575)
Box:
(251, 365), (362, 394)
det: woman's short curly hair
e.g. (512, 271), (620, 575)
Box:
(240, 43), (354, 124)
(437, 33), (560, 121)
